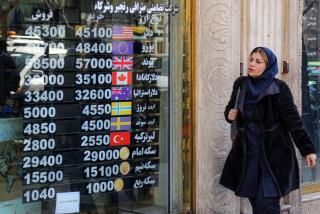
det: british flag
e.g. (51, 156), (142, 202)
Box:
(112, 56), (133, 70)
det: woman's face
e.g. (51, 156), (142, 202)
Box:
(248, 52), (267, 78)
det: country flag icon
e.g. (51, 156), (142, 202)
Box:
(112, 56), (133, 70)
(112, 41), (133, 55)
(111, 116), (131, 131)
(110, 132), (131, 146)
(112, 102), (132, 116)
(111, 86), (132, 101)
(112, 71), (132, 85)
(112, 26), (133, 40)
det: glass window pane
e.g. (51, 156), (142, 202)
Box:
(302, 0), (320, 187)
(0, 0), (189, 213)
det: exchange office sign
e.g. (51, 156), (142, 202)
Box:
(2, 0), (179, 204)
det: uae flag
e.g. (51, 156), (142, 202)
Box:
(112, 71), (132, 85)
(110, 132), (131, 146)
(112, 26), (133, 40)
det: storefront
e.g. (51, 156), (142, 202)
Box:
(0, 0), (193, 213)
(302, 0), (320, 198)
(194, 0), (320, 213)
(8, 0), (320, 213)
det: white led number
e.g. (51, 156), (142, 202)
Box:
(86, 181), (114, 194)
(23, 188), (55, 203)
(83, 149), (120, 162)
(24, 90), (64, 103)
(76, 43), (112, 53)
(75, 58), (112, 69)
(42, 74), (64, 85)
(77, 27), (112, 38)
(75, 89), (111, 101)
(24, 74), (64, 86)
(80, 135), (110, 147)
(23, 154), (63, 169)
(24, 170), (63, 185)
(82, 104), (111, 116)
(84, 164), (119, 178)
(23, 106), (56, 119)
(26, 42), (65, 50)
(24, 122), (56, 135)
(81, 119), (110, 132)
(26, 58), (65, 70)
(25, 25), (65, 38)
(75, 73), (112, 85)
(24, 75), (33, 87)
(23, 138), (56, 152)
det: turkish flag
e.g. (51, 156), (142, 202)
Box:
(110, 132), (131, 146)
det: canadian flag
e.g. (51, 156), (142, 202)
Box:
(110, 132), (131, 146)
(112, 71), (132, 85)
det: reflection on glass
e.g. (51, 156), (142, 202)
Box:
(302, 0), (320, 186)
(0, 0), (183, 213)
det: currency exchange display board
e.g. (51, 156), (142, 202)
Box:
(5, 0), (179, 204)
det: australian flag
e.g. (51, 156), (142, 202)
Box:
(112, 86), (132, 101)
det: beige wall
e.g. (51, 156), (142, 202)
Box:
(195, 0), (240, 213)
(195, 0), (320, 213)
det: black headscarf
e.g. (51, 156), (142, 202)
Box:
(245, 47), (278, 104)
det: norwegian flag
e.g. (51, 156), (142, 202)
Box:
(112, 56), (133, 70)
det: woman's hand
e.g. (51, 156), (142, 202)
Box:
(306, 153), (317, 167)
(228, 108), (239, 121)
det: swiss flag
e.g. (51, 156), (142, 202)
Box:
(112, 72), (132, 85)
(110, 132), (131, 146)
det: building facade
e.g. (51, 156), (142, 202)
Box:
(0, 0), (320, 213)
(195, 0), (320, 213)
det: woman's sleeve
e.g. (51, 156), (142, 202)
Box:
(279, 83), (315, 157)
(224, 77), (241, 124)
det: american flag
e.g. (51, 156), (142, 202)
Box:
(112, 56), (133, 70)
(112, 26), (133, 40)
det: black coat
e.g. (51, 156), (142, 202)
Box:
(219, 76), (315, 197)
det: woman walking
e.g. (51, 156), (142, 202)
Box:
(220, 47), (317, 213)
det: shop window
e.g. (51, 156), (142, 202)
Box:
(302, 0), (320, 193)
(0, 0), (192, 213)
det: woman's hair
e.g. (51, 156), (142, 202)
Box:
(250, 47), (268, 66)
